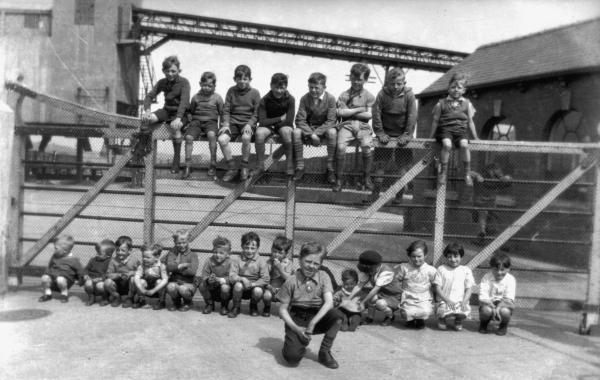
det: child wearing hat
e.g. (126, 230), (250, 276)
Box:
(349, 250), (403, 326)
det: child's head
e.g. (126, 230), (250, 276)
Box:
(349, 63), (370, 91)
(95, 239), (116, 259)
(341, 268), (358, 292)
(270, 73), (288, 99)
(212, 236), (231, 264)
(115, 235), (133, 260)
(406, 240), (428, 267)
(443, 242), (464, 268)
(271, 234), (292, 261)
(142, 243), (162, 266)
(200, 71), (217, 95)
(489, 252), (511, 281)
(172, 229), (190, 253)
(447, 72), (467, 99)
(384, 67), (406, 95)
(53, 234), (75, 257)
(357, 250), (382, 275)
(308, 72), (327, 99)
(241, 231), (260, 259)
(161, 55), (181, 82)
(298, 241), (326, 278)
(233, 64), (252, 90)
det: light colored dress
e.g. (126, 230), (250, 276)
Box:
(435, 264), (475, 319)
(396, 262), (438, 320)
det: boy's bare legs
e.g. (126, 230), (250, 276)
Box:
(334, 128), (353, 192)
(183, 134), (194, 179)
(207, 131), (218, 177)
(262, 289), (273, 317)
(438, 138), (452, 185)
(292, 128), (305, 176)
(218, 133), (237, 182)
(375, 299), (394, 326)
(278, 126), (294, 177)
(459, 139), (473, 186)
(38, 274), (53, 302)
(326, 128), (337, 184)
(361, 144), (374, 191)
(240, 131), (253, 180)
(253, 126), (272, 175)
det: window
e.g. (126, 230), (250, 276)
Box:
(545, 110), (588, 179)
(481, 116), (516, 171)
(75, 0), (95, 25)
(24, 14), (40, 29)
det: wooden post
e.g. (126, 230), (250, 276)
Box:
(582, 163), (600, 332)
(284, 178), (296, 240)
(433, 181), (447, 265)
(143, 137), (157, 245)
(76, 138), (84, 182)
(0, 101), (15, 294)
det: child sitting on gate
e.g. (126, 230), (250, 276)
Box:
(351, 250), (402, 326)
(132, 244), (169, 310)
(371, 67), (417, 203)
(478, 252), (516, 336)
(396, 240), (439, 329)
(228, 231), (270, 318)
(333, 63), (376, 193)
(38, 234), (84, 303)
(429, 72), (479, 186)
(434, 242), (475, 331)
(198, 236), (233, 316)
(182, 71), (224, 179)
(332, 269), (364, 332)
(263, 235), (295, 317)
(141, 55), (191, 174)
(293, 72), (338, 184)
(83, 239), (115, 306)
(104, 235), (140, 308)
(218, 64), (261, 182)
(163, 229), (198, 312)
(255, 73), (296, 178)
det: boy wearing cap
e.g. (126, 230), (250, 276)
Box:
(349, 250), (403, 326)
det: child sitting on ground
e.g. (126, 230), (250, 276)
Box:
(396, 240), (439, 329)
(332, 269), (363, 331)
(182, 71), (224, 179)
(38, 234), (84, 303)
(104, 235), (140, 307)
(478, 252), (516, 336)
(429, 72), (479, 186)
(351, 250), (403, 326)
(218, 64), (261, 182)
(83, 239), (115, 306)
(198, 236), (233, 315)
(434, 242), (475, 331)
(228, 231), (270, 318)
(263, 235), (294, 317)
(163, 229), (198, 312)
(132, 244), (169, 310)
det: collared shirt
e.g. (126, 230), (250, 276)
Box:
(278, 270), (333, 308)
(107, 255), (141, 277)
(199, 256), (232, 281)
(479, 272), (516, 303)
(222, 85), (261, 128)
(229, 254), (270, 286)
(372, 87), (417, 137)
(144, 76), (191, 119)
(163, 248), (199, 284)
(337, 87), (376, 122)
(188, 91), (224, 122)
(267, 257), (295, 288)
(294, 91), (337, 136)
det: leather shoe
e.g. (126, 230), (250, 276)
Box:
(292, 168), (305, 181)
(228, 306), (240, 318)
(318, 350), (339, 369)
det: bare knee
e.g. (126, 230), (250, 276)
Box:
(252, 287), (264, 300)
(233, 282), (244, 293)
(241, 134), (252, 144)
(374, 299), (388, 311)
(95, 282), (104, 292)
(220, 284), (231, 294)
(479, 305), (493, 320)
(55, 276), (68, 289)
(327, 129), (337, 141)
(263, 289), (273, 302)
(499, 307), (512, 320)
(207, 131), (217, 141)
(218, 134), (230, 146)
(41, 275), (51, 285)
(441, 139), (452, 151)
(185, 135), (195, 143)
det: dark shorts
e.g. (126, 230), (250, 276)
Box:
(184, 119), (219, 139)
(154, 108), (178, 123)
(49, 275), (75, 291)
(240, 286), (264, 300)
(112, 276), (132, 295)
(219, 123), (248, 141)
(301, 131), (335, 145)
(377, 292), (402, 310)
(435, 126), (468, 148)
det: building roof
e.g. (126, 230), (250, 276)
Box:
(0, 0), (52, 12)
(418, 18), (600, 98)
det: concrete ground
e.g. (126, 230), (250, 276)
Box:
(1, 285), (599, 380)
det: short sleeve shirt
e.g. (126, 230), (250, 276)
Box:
(436, 264), (475, 304)
(278, 270), (333, 308)
(337, 88), (376, 122)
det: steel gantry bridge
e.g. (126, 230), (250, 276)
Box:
(132, 7), (468, 72)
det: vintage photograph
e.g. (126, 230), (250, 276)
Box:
(1, 0), (599, 378)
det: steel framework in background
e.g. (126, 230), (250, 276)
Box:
(4, 80), (600, 334)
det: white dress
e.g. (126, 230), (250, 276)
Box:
(435, 264), (475, 318)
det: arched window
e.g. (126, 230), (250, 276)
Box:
(544, 110), (589, 179)
(480, 116), (516, 171)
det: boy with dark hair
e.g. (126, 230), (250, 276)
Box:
(141, 55), (191, 174)
(183, 71), (224, 179)
(255, 73), (296, 178)
(262, 234), (294, 317)
(132, 244), (169, 310)
(83, 239), (116, 306)
(104, 236), (140, 307)
(332, 268), (363, 332)
(293, 72), (338, 183)
(38, 234), (84, 303)
(372, 67), (418, 202)
(478, 252), (516, 335)
(334, 63), (376, 192)
(218, 64), (261, 182)
(429, 72), (479, 186)
(163, 229), (198, 312)
(228, 231), (270, 318)
(198, 236), (233, 315)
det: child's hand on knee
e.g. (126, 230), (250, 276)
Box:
(141, 111), (153, 124)
(170, 118), (183, 131)
(242, 125), (252, 135)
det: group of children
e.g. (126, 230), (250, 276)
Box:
(40, 231), (516, 369)
(141, 55), (477, 191)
